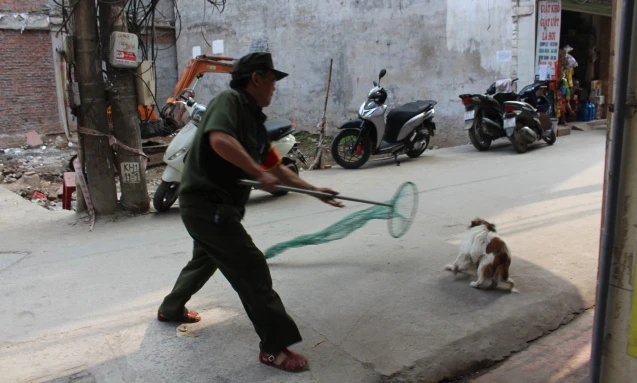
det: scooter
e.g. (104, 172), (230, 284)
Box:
(330, 68), (437, 169)
(153, 97), (307, 212)
(502, 98), (556, 153)
(459, 79), (554, 153)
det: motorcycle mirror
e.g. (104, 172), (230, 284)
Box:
(373, 80), (378, 86)
(379, 69), (387, 79)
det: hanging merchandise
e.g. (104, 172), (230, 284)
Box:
(559, 77), (568, 96)
(566, 54), (579, 69)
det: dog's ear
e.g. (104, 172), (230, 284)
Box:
(470, 218), (481, 228)
(487, 223), (496, 232)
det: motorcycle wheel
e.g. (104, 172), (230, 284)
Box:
(543, 129), (557, 145)
(510, 127), (529, 154)
(271, 158), (298, 196)
(406, 134), (430, 158)
(468, 119), (492, 151)
(331, 128), (372, 169)
(153, 181), (180, 212)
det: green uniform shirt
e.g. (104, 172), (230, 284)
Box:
(179, 89), (271, 207)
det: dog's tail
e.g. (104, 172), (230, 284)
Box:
(496, 263), (510, 281)
(487, 238), (510, 272)
(487, 237), (515, 291)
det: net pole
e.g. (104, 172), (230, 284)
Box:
(239, 179), (393, 207)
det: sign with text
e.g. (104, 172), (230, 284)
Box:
(121, 162), (141, 183)
(535, 0), (561, 80)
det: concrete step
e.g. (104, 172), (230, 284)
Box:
(468, 310), (593, 383)
(558, 125), (572, 136)
(588, 119), (608, 128)
(571, 122), (593, 131)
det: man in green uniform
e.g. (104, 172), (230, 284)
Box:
(157, 52), (343, 373)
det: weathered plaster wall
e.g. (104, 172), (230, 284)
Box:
(514, 0), (538, 86)
(175, 0), (528, 148)
(143, 0), (178, 105)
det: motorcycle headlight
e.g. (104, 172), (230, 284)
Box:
(168, 147), (189, 161)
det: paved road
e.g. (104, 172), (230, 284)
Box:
(0, 130), (605, 383)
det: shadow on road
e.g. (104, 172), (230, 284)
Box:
(28, 251), (586, 383)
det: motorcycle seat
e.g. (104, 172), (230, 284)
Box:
(493, 92), (519, 106)
(264, 119), (295, 141)
(386, 100), (436, 129)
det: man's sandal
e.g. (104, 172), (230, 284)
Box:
(259, 349), (309, 372)
(157, 310), (201, 323)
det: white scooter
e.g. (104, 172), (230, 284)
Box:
(330, 68), (437, 169)
(153, 97), (307, 212)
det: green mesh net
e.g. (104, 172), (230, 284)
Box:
(264, 182), (418, 259)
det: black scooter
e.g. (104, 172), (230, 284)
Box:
(459, 80), (555, 153)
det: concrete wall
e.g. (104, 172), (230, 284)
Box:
(142, 0), (178, 106)
(514, 0), (538, 86)
(152, 37), (179, 106)
(175, 0), (534, 148)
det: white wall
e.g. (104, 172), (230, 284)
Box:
(515, 0), (538, 87)
(175, 0), (529, 147)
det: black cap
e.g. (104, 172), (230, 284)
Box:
(232, 52), (288, 81)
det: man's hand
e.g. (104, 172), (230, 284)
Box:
(313, 187), (344, 208)
(269, 164), (344, 208)
(256, 171), (280, 193)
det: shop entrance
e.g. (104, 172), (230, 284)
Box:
(556, 1), (612, 123)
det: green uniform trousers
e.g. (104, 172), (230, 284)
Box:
(158, 196), (302, 353)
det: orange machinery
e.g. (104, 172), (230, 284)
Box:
(107, 55), (235, 136)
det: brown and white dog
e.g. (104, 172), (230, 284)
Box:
(445, 218), (515, 290)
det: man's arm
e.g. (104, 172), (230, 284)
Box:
(208, 131), (279, 192)
(269, 161), (343, 208)
(270, 162), (314, 190)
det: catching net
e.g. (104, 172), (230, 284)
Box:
(264, 182), (418, 259)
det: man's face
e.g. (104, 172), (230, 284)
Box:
(251, 70), (277, 107)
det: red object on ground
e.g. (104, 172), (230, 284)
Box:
(32, 191), (47, 201)
(25, 131), (43, 147)
(62, 172), (76, 210)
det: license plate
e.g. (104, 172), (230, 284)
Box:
(503, 118), (516, 128)
(464, 110), (475, 120)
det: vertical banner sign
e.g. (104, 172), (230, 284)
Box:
(535, 0), (561, 80)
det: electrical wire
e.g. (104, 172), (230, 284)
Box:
(201, 0), (228, 47)
(54, 0), (80, 37)
(201, 0), (212, 47)
(52, 0), (225, 135)
(206, 0), (227, 13)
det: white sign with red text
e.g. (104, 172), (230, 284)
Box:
(535, 0), (561, 80)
